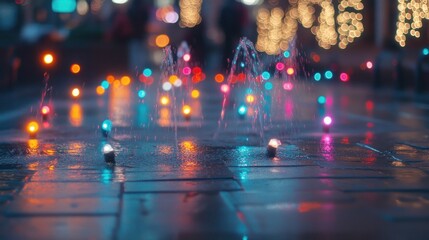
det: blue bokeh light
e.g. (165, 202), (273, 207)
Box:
(314, 72), (321, 81)
(264, 82), (273, 91)
(101, 119), (112, 132)
(143, 68), (152, 77)
(138, 90), (146, 99)
(325, 70), (333, 79)
(101, 80), (110, 89)
(261, 71), (270, 80)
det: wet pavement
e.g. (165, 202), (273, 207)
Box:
(1, 79), (429, 239)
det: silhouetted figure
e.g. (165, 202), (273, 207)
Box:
(218, 1), (248, 71)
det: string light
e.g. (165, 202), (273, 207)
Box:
(179, 0), (202, 28)
(395, 0), (429, 47)
(256, 0), (364, 53)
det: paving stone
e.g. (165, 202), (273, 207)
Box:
(238, 201), (385, 237)
(240, 179), (336, 192)
(229, 166), (388, 180)
(0, 216), (116, 240)
(124, 179), (242, 193)
(1, 197), (119, 216)
(334, 178), (429, 192)
(19, 182), (120, 198)
(223, 190), (354, 206)
(118, 193), (246, 238)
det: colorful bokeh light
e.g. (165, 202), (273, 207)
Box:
(314, 72), (321, 81)
(191, 89), (200, 99)
(70, 64), (81, 74)
(71, 88), (80, 98)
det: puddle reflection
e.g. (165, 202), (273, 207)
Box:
(109, 85), (131, 127)
(137, 103), (150, 127)
(69, 103), (83, 127)
(320, 135), (334, 161)
(158, 107), (171, 127)
(27, 139), (39, 156)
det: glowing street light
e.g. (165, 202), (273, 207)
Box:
(103, 144), (115, 163)
(43, 53), (54, 65)
(237, 105), (247, 119)
(267, 138), (281, 158)
(101, 119), (112, 137)
(27, 121), (39, 139)
(71, 87), (80, 99)
(160, 96), (170, 106)
(323, 116), (333, 133)
(41, 105), (50, 122)
(182, 105), (191, 121)
(220, 84), (230, 94)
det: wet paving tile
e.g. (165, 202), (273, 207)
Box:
(334, 178), (429, 192)
(1, 197), (119, 216)
(119, 193), (246, 239)
(240, 179), (336, 192)
(30, 165), (234, 182)
(222, 190), (354, 206)
(349, 192), (429, 221)
(19, 182), (120, 198)
(238, 202), (385, 237)
(229, 166), (389, 180)
(0, 216), (116, 240)
(2, 82), (429, 237)
(124, 179), (242, 193)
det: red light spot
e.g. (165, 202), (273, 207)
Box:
(237, 73), (246, 82)
(214, 73), (224, 83)
(192, 67), (202, 75)
(340, 73), (349, 82)
(139, 75), (154, 85)
(312, 53), (321, 63)
(183, 67), (192, 75)
(276, 62), (285, 71)
(365, 100), (374, 111)
(367, 122), (374, 128)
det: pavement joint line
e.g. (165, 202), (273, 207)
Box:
(26, 177), (236, 183)
(232, 176), (394, 180)
(227, 165), (319, 168)
(124, 190), (243, 194)
(2, 213), (118, 218)
(341, 189), (429, 193)
(112, 182), (125, 240)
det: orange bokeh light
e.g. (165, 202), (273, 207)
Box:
(120, 76), (131, 86)
(70, 64), (81, 74)
(106, 75), (115, 84)
(155, 34), (170, 48)
(246, 94), (255, 103)
(43, 53), (54, 65)
(96, 86), (105, 95)
(182, 105), (191, 115)
(214, 74), (224, 83)
(160, 96), (170, 105)
(71, 88), (80, 98)
(191, 89), (200, 99)
(27, 121), (39, 133)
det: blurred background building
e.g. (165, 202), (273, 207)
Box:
(1, 0), (429, 89)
